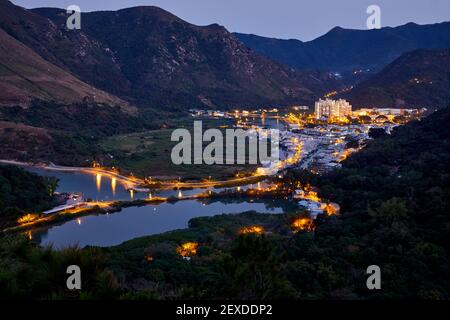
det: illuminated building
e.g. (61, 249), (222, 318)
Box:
(315, 98), (352, 119)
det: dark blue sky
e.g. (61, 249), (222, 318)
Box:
(12, 0), (450, 41)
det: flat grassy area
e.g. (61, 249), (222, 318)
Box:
(100, 118), (257, 180)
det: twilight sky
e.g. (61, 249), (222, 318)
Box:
(11, 0), (450, 41)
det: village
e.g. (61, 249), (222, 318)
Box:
(190, 98), (425, 217)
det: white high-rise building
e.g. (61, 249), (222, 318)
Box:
(315, 98), (352, 119)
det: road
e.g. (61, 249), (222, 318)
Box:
(0, 160), (142, 189)
(154, 174), (264, 190)
(43, 163), (265, 190)
(0, 139), (301, 191)
(47, 164), (143, 188)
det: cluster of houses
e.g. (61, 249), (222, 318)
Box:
(289, 123), (377, 173)
(293, 189), (340, 217)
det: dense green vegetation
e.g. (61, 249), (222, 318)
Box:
(0, 235), (121, 299)
(102, 211), (306, 300)
(0, 165), (57, 228)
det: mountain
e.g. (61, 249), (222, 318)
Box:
(344, 49), (450, 109)
(0, 28), (133, 110)
(0, 0), (133, 104)
(235, 22), (450, 73)
(0, 1), (326, 110)
(233, 34), (310, 71)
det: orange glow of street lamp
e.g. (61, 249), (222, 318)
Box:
(176, 242), (199, 258)
(238, 225), (265, 235)
(291, 218), (314, 232)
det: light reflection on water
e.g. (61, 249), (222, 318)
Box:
(25, 167), (222, 201)
(111, 178), (116, 196)
(32, 199), (288, 248)
(23, 167), (293, 248)
(26, 167), (138, 201)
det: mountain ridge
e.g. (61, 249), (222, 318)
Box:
(234, 21), (450, 73)
(0, 0), (326, 110)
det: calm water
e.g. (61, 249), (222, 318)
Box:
(31, 200), (287, 248)
(250, 117), (285, 130)
(26, 167), (209, 201)
(23, 167), (294, 248)
(26, 167), (143, 201)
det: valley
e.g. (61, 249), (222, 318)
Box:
(0, 0), (449, 303)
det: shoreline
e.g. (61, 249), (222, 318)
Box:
(2, 188), (294, 235)
(0, 159), (141, 188)
(2, 194), (203, 234)
(0, 158), (270, 190)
